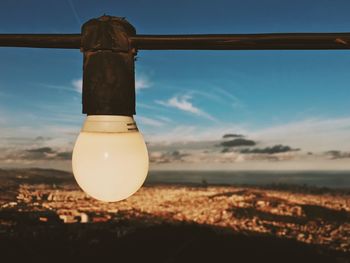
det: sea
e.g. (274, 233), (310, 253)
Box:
(146, 171), (350, 189)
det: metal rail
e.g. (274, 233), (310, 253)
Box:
(0, 34), (81, 49)
(1, 33), (350, 50)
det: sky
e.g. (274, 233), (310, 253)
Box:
(0, 0), (350, 170)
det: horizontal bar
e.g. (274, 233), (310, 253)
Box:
(0, 34), (81, 49)
(1, 33), (350, 50)
(131, 33), (350, 50)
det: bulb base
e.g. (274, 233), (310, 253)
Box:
(82, 115), (138, 133)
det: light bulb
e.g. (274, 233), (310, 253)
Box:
(72, 115), (149, 202)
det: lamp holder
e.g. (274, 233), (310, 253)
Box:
(81, 15), (137, 116)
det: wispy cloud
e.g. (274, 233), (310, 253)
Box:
(214, 87), (245, 108)
(138, 103), (164, 111)
(66, 0), (82, 26)
(249, 117), (350, 152)
(136, 116), (165, 128)
(136, 75), (151, 91)
(155, 116), (172, 123)
(143, 116), (350, 153)
(38, 83), (73, 92)
(156, 95), (216, 121)
(0, 146), (72, 164)
(145, 124), (247, 143)
(72, 79), (82, 93)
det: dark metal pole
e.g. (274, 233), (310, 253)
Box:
(1, 32), (350, 50)
(0, 34), (81, 49)
(130, 33), (350, 50)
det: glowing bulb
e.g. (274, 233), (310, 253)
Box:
(72, 115), (149, 202)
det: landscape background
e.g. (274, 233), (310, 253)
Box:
(0, 0), (350, 262)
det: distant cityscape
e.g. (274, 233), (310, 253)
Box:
(0, 168), (349, 256)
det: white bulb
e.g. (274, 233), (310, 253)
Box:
(72, 115), (149, 202)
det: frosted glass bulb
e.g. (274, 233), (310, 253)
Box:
(72, 115), (149, 202)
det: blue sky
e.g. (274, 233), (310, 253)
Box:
(1, 0), (350, 170)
